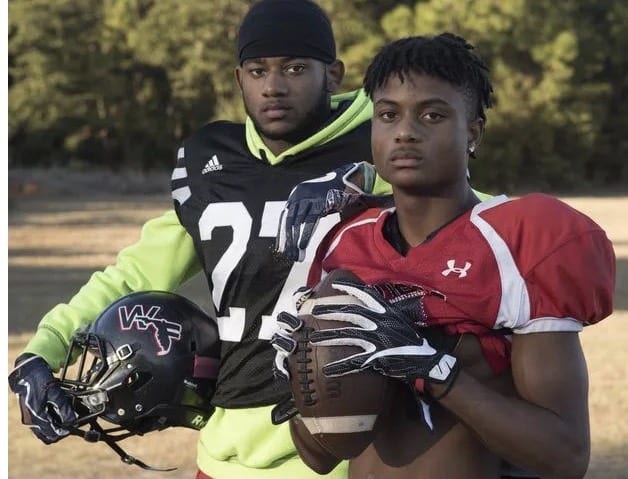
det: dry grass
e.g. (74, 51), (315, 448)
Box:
(7, 194), (628, 479)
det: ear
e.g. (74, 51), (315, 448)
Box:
(467, 118), (484, 155)
(325, 59), (345, 94)
(234, 65), (244, 91)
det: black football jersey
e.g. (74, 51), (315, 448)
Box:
(171, 119), (372, 407)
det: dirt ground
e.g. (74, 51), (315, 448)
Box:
(6, 190), (628, 479)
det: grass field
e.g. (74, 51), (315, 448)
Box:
(7, 192), (628, 479)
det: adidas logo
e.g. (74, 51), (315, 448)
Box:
(202, 155), (223, 174)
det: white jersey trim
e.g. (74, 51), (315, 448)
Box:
(171, 166), (187, 180)
(323, 208), (395, 264)
(172, 186), (191, 205)
(470, 196), (531, 330)
(513, 317), (583, 334)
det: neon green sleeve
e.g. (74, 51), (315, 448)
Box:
(23, 209), (202, 371)
(473, 189), (494, 201)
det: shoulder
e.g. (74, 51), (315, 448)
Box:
(176, 121), (248, 170)
(184, 120), (246, 146)
(479, 195), (615, 331)
(475, 193), (607, 251)
(320, 208), (389, 256)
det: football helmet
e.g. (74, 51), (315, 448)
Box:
(59, 291), (220, 469)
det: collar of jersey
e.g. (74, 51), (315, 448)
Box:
(245, 88), (373, 165)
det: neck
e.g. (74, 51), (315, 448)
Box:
(393, 185), (479, 250)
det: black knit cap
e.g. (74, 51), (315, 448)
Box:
(237, 0), (336, 64)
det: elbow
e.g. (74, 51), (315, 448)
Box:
(547, 442), (589, 479)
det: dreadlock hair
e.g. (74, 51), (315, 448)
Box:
(363, 33), (494, 123)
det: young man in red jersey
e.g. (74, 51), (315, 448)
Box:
(273, 33), (615, 479)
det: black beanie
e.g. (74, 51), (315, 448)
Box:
(237, 0), (336, 64)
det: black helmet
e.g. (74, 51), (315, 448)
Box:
(59, 291), (220, 469)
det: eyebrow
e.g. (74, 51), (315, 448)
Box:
(374, 97), (452, 108)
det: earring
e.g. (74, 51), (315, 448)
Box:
(468, 143), (476, 154)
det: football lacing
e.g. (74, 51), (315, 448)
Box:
(296, 326), (316, 406)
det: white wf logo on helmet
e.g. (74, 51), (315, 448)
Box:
(441, 259), (472, 278)
(117, 305), (182, 356)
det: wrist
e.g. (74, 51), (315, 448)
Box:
(14, 352), (39, 368)
(425, 365), (461, 400)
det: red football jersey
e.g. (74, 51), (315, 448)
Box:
(309, 194), (616, 372)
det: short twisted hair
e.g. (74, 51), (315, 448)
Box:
(363, 33), (493, 122)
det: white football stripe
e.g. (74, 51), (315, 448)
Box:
(301, 415), (377, 434)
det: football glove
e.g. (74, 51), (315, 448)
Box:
(271, 311), (303, 382)
(8, 354), (77, 444)
(275, 162), (377, 262)
(306, 280), (459, 392)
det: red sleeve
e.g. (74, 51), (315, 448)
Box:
(519, 229), (615, 333)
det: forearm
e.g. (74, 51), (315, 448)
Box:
(428, 371), (589, 479)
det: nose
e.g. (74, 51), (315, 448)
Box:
(263, 71), (288, 97)
(395, 116), (421, 143)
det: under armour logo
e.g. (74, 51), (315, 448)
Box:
(441, 259), (472, 278)
(118, 305), (182, 356)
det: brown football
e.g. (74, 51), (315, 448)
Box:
(289, 269), (395, 461)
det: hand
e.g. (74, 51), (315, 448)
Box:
(270, 308), (307, 425)
(306, 280), (459, 391)
(270, 284), (317, 381)
(270, 311), (303, 382)
(275, 162), (376, 262)
(8, 354), (77, 444)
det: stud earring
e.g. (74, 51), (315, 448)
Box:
(468, 143), (476, 153)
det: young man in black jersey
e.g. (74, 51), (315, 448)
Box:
(8, 1), (387, 478)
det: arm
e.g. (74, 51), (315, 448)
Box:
(429, 332), (590, 479)
(23, 209), (201, 369)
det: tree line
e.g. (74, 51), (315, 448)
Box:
(8, 0), (628, 192)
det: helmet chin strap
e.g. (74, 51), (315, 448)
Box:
(66, 421), (177, 472)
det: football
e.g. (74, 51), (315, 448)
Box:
(289, 269), (394, 461)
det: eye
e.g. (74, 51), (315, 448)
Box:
(248, 68), (265, 78)
(377, 110), (398, 122)
(422, 111), (445, 122)
(285, 64), (306, 74)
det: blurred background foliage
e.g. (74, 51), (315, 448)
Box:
(8, 0), (628, 192)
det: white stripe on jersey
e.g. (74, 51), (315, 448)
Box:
(172, 186), (191, 205)
(323, 208), (394, 264)
(177, 147), (185, 159)
(171, 167), (187, 180)
(470, 196), (531, 330)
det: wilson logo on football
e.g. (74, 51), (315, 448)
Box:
(117, 305), (182, 356)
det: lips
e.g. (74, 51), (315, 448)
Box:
(262, 103), (291, 120)
(390, 148), (424, 162)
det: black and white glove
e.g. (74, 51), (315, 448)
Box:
(275, 162), (378, 262)
(270, 286), (315, 425)
(8, 354), (77, 444)
(306, 280), (459, 393)
(271, 311), (303, 382)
